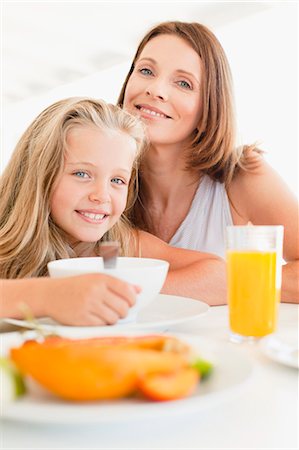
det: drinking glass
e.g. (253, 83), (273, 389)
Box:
(226, 225), (284, 343)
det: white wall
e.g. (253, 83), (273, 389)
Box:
(218, 3), (298, 196)
(2, 2), (298, 196)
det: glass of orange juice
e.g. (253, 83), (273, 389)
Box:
(226, 225), (284, 343)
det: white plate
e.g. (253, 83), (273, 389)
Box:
(2, 294), (209, 337)
(1, 331), (253, 424)
(259, 330), (299, 369)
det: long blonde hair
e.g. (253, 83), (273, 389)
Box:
(0, 97), (145, 279)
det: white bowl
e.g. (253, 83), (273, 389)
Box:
(47, 257), (169, 323)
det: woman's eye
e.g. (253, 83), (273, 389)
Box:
(111, 177), (125, 185)
(177, 80), (192, 90)
(73, 171), (89, 179)
(139, 67), (153, 76)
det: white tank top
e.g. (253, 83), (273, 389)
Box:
(169, 175), (233, 258)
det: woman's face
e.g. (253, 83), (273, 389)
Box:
(123, 34), (202, 147)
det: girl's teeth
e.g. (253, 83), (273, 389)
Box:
(140, 107), (167, 118)
(80, 212), (105, 220)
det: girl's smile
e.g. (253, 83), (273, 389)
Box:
(75, 209), (109, 224)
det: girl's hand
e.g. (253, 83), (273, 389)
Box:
(44, 274), (140, 326)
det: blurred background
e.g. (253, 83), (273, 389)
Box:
(2, 1), (298, 195)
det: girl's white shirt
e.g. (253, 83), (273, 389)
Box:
(169, 175), (233, 258)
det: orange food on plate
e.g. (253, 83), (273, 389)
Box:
(138, 368), (199, 401)
(10, 335), (197, 402)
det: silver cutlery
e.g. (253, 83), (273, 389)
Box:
(99, 241), (120, 268)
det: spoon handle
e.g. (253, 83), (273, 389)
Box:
(99, 241), (120, 268)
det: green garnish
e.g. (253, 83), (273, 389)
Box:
(191, 358), (213, 379)
(0, 357), (26, 400)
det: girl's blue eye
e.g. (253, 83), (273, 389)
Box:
(139, 68), (153, 76)
(111, 177), (125, 185)
(74, 171), (89, 178)
(177, 80), (192, 90)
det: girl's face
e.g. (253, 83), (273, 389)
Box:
(50, 126), (137, 245)
(123, 34), (202, 147)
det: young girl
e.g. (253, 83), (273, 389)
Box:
(118, 21), (298, 302)
(0, 97), (225, 326)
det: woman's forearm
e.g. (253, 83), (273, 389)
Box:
(162, 258), (299, 305)
(161, 258), (227, 306)
(281, 261), (299, 303)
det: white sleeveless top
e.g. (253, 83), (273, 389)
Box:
(169, 175), (233, 258)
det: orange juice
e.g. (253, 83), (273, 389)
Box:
(227, 250), (280, 337)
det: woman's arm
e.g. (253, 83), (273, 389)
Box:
(281, 262), (299, 304)
(229, 152), (299, 303)
(0, 276), (138, 325)
(138, 231), (227, 305)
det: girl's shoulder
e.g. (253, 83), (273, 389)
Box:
(127, 229), (167, 258)
(133, 230), (168, 258)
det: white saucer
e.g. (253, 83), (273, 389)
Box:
(2, 294), (209, 337)
(259, 330), (299, 369)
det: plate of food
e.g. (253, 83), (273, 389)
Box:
(0, 330), (253, 424)
(2, 294), (209, 336)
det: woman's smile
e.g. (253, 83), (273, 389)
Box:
(135, 104), (172, 119)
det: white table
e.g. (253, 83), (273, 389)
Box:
(1, 304), (298, 450)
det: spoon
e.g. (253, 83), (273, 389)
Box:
(99, 241), (120, 268)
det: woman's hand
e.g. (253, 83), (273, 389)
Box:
(1, 275), (140, 326)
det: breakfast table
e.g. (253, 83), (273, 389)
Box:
(0, 300), (298, 450)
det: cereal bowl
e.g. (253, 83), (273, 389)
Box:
(47, 257), (169, 324)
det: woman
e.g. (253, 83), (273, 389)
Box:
(118, 21), (298, 303)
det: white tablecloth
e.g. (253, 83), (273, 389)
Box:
(1, 303), (298, 450)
